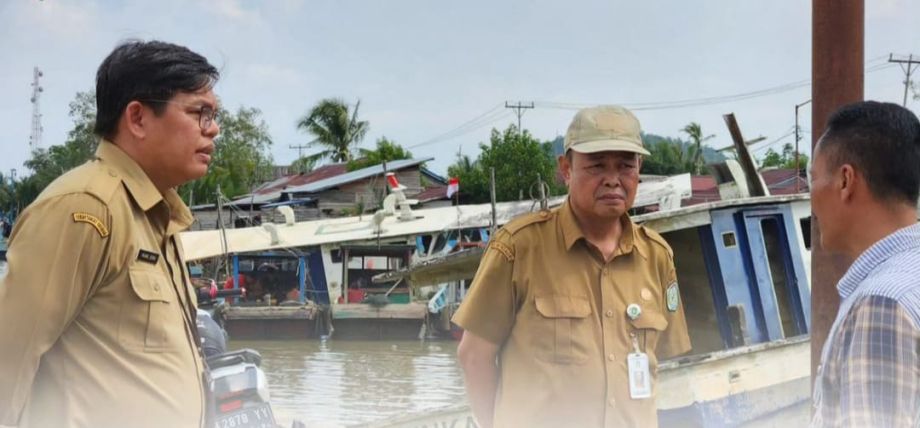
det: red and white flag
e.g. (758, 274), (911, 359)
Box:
(446, 177), (460, 198)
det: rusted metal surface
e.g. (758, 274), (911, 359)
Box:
(811, 0), (864, 380)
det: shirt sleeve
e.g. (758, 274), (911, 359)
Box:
(0, 194), (112, 426)
(656, 259), (692, 359)
(835, 295), (919, 428)
(451, 229), (518, 345)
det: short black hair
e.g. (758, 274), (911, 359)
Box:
(819, 101), (920, 205)
(94, 39), (219, 140)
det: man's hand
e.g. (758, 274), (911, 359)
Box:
(457, 331), (501, 428)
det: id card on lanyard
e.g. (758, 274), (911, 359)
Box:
(628, 333), (652, 399)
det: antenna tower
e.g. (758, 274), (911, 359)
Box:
(29, 67), (44, 152)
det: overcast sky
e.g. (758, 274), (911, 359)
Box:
(1, 0), (918, 179)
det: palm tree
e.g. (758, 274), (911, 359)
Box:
(296, 98), (369, 164)
(680, 122), (715, 175)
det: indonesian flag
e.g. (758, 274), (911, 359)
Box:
(446, 177), (459, 198)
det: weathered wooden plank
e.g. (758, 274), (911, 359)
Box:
(332, 302), (427, 320)
(224, 305), (319, 320)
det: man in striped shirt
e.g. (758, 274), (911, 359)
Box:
(811, 101), (920, 427)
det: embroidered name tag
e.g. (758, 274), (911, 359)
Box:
(72, 212), (109, 237)
(137, 250), (160, 264)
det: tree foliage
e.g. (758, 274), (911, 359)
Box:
(641, 131), (725, 175)
(759, 143), (808, 171)
(680, 122), (715, 175)
(290, 156), (319, 174)
(8, 92), (274, 211)
(447, 125), (564, 203)
(16, 91), (100, 209)
(180, 106), (274, 205)
(296, 98), (369, 164)
(347, 137), (413, 171)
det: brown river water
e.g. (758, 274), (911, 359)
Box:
(229, 339), (467, 428)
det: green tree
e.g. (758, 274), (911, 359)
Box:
(446, 125), (564, 203)
(680, 122), (715, 175)
(641, 132), (725, 175)
(296, 98), (369, 164)
(19, 91), (100, 207)
(180, 106), (274, 204)
(290, 156), (319, 174)
(759, 143), (808, 172)
(347, 137), (413, 171)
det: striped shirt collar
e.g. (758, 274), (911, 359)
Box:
(837, 222), (920, 300)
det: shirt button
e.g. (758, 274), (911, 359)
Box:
(153, 285), (160, 292)
(605, 310), (614, 317)
(608, 353), (616, 361)
(608, 397), (616, 407)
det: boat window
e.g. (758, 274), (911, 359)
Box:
(799, 217), (812, 250)
(722, 232), (737, 248)
(330, 250), (343, 263)
(761, 218), (802, 338)
(663, 227), (724, 356)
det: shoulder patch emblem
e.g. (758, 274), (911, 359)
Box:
(72, 212), (109, 237)
(666, 282), (680, 312)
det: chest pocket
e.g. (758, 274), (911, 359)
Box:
(532, 294), (593, 365)
(119, 267), (185, 352)
(628, 307), (668, 360)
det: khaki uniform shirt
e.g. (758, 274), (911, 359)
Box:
(0, 142), (205, 428)
(453, 202), (691, 428)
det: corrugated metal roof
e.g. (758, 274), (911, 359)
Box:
(284, 158), (432, 195)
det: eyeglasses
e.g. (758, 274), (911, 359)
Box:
(142, 99), (219, 130)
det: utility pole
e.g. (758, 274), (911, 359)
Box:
(289, 144), (310, 173)
(888, 54), (919, 106)
(504, 101), (534, 134)
(794, 99), (812, 193)
(29, 67), (44, 153)
(812, 0), (863, 383)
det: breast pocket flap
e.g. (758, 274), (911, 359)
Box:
(129, 269), (170, 303)
(535, 295), (592, 318)
(628, 310), (668, 331)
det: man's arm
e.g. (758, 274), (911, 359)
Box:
(0, 195), (111, 426)
(457, 331), (501, 428)
(837, 295), (919, 427)
(451, 229), (518, 428)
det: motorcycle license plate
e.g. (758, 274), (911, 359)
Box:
(214, 403), (275, 428)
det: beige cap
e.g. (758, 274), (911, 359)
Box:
(564, 105), (650, 156)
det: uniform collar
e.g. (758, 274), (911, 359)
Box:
(559, 199), (638, 256)
(96, 141), (194, 234)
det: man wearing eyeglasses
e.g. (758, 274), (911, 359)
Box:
(0, 40), (219, 428)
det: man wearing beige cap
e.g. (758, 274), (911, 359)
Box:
(454, 105), (691, 428)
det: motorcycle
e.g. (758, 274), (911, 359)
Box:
(196, 283), (305, 428)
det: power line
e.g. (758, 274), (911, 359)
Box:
(536, 61), (897, 112)
(409, 104), (512, 149)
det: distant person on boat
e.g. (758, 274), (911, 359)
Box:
(810, 101), (920, 428)
(0, 40), (219, 428)
(453, 105), (692, 428)
(279, 284), (302, 306)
